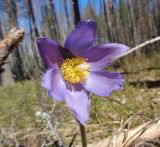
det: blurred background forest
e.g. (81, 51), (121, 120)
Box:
(1, 0), (160, 146)
(0, 0), (160, 84)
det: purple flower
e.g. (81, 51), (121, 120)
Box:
(36, 20), (129, 126)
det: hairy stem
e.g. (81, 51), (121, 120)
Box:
(79, 123), (87, 147)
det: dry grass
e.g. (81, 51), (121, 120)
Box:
(1, 51), (160, 146)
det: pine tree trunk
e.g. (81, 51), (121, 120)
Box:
(72, 0), (81, 25)
(63, 0), (70, 29)
(103, 0), (112, 41)
(28, 0), (39, 37)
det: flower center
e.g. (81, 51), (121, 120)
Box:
(60, 57), (90, 84)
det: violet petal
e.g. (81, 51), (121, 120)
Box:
(65, 89), (89, 126)
(64, 20), (96, 55)
(82, 43), (129, 70)
(42, 65), (67, 101)
(36, 37), (62, 67)
(84, 70), (124, 97)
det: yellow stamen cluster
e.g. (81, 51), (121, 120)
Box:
(60, 57), (90, 84)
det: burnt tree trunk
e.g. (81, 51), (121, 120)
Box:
(64, 0), (70, 29)
(72, 0), (81, 25)
(28, 0), (39, 37)
(49, 0), (59, 38)
(103, 0), (112, 41)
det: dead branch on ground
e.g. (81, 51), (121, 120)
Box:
(88, 118), (160, 147)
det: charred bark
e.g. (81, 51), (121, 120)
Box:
(28, 0), (39, 37)
(72, 0), (81, 25)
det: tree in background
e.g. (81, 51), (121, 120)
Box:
(0, 0), (159, 82)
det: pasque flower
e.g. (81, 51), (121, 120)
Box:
(36, 20), (129, 125)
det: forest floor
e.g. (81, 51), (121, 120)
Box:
(1, 54), (160, 146)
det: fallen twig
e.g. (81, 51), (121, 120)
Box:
(115, 36), (160, 60)
(88, 118), (160, 147)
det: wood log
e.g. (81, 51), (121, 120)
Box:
(0, 28), (24, 67)
(88, 118), (160, 147)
